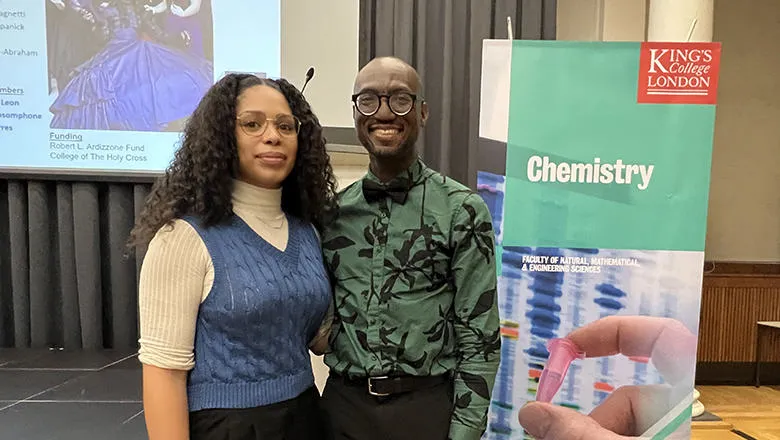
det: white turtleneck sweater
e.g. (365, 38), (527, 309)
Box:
(137, 179), (332, 370)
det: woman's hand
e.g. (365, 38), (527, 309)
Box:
(170, 4), (185, 16)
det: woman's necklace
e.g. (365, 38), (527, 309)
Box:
(255, 214), (286, 230)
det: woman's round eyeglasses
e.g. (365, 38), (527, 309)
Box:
(236, 111), (300, 137)
(351, 91), (418, 116)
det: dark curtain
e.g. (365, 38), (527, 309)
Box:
(359, 0), (557, 188)
(0, 180), (151, 349)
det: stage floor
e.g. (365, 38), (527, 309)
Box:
(695, 385), (780, 440)
(0, 348), (144, 439)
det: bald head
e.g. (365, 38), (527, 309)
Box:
(350, 56), (429, 177)
(354, 57), (423, 95)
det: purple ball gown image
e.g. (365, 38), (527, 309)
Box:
(49, 0), (213, 132)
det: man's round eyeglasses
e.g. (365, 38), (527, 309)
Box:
(352, 91), (419, 116)
(236, 112), (300, 137)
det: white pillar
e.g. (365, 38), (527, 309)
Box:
(647, 0), (713, 42)
(647, 5), (715, 419)
(647, 0), (715, 421)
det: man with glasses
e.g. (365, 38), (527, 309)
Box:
(320, 56), (501, 440)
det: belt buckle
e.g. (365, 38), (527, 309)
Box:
(368, 376), (390, 397)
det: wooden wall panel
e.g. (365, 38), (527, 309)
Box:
(697, 265), (780, 363)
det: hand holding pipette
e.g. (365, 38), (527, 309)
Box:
(519, 315), (697, 440)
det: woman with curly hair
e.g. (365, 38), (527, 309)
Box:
(129, 73), (337, 440)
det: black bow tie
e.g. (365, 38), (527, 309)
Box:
(362, 178), (410, 204)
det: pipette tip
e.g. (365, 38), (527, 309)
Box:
(535, 338), (585, 403)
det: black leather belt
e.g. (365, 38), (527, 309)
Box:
(334, 373), (450, 397)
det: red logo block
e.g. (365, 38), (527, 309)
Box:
(637, 42), (721, 105)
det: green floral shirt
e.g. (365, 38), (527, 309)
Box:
(322, 159), (501, 440)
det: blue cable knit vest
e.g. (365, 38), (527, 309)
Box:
(182, 214), (330, 412)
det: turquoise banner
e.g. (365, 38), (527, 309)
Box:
(477, 40), (720, 439)
(504, 41), (716, 251)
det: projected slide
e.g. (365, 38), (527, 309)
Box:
(0, 0), (280, 175)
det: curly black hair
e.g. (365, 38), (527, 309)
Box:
(127, 73), (338, 251)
